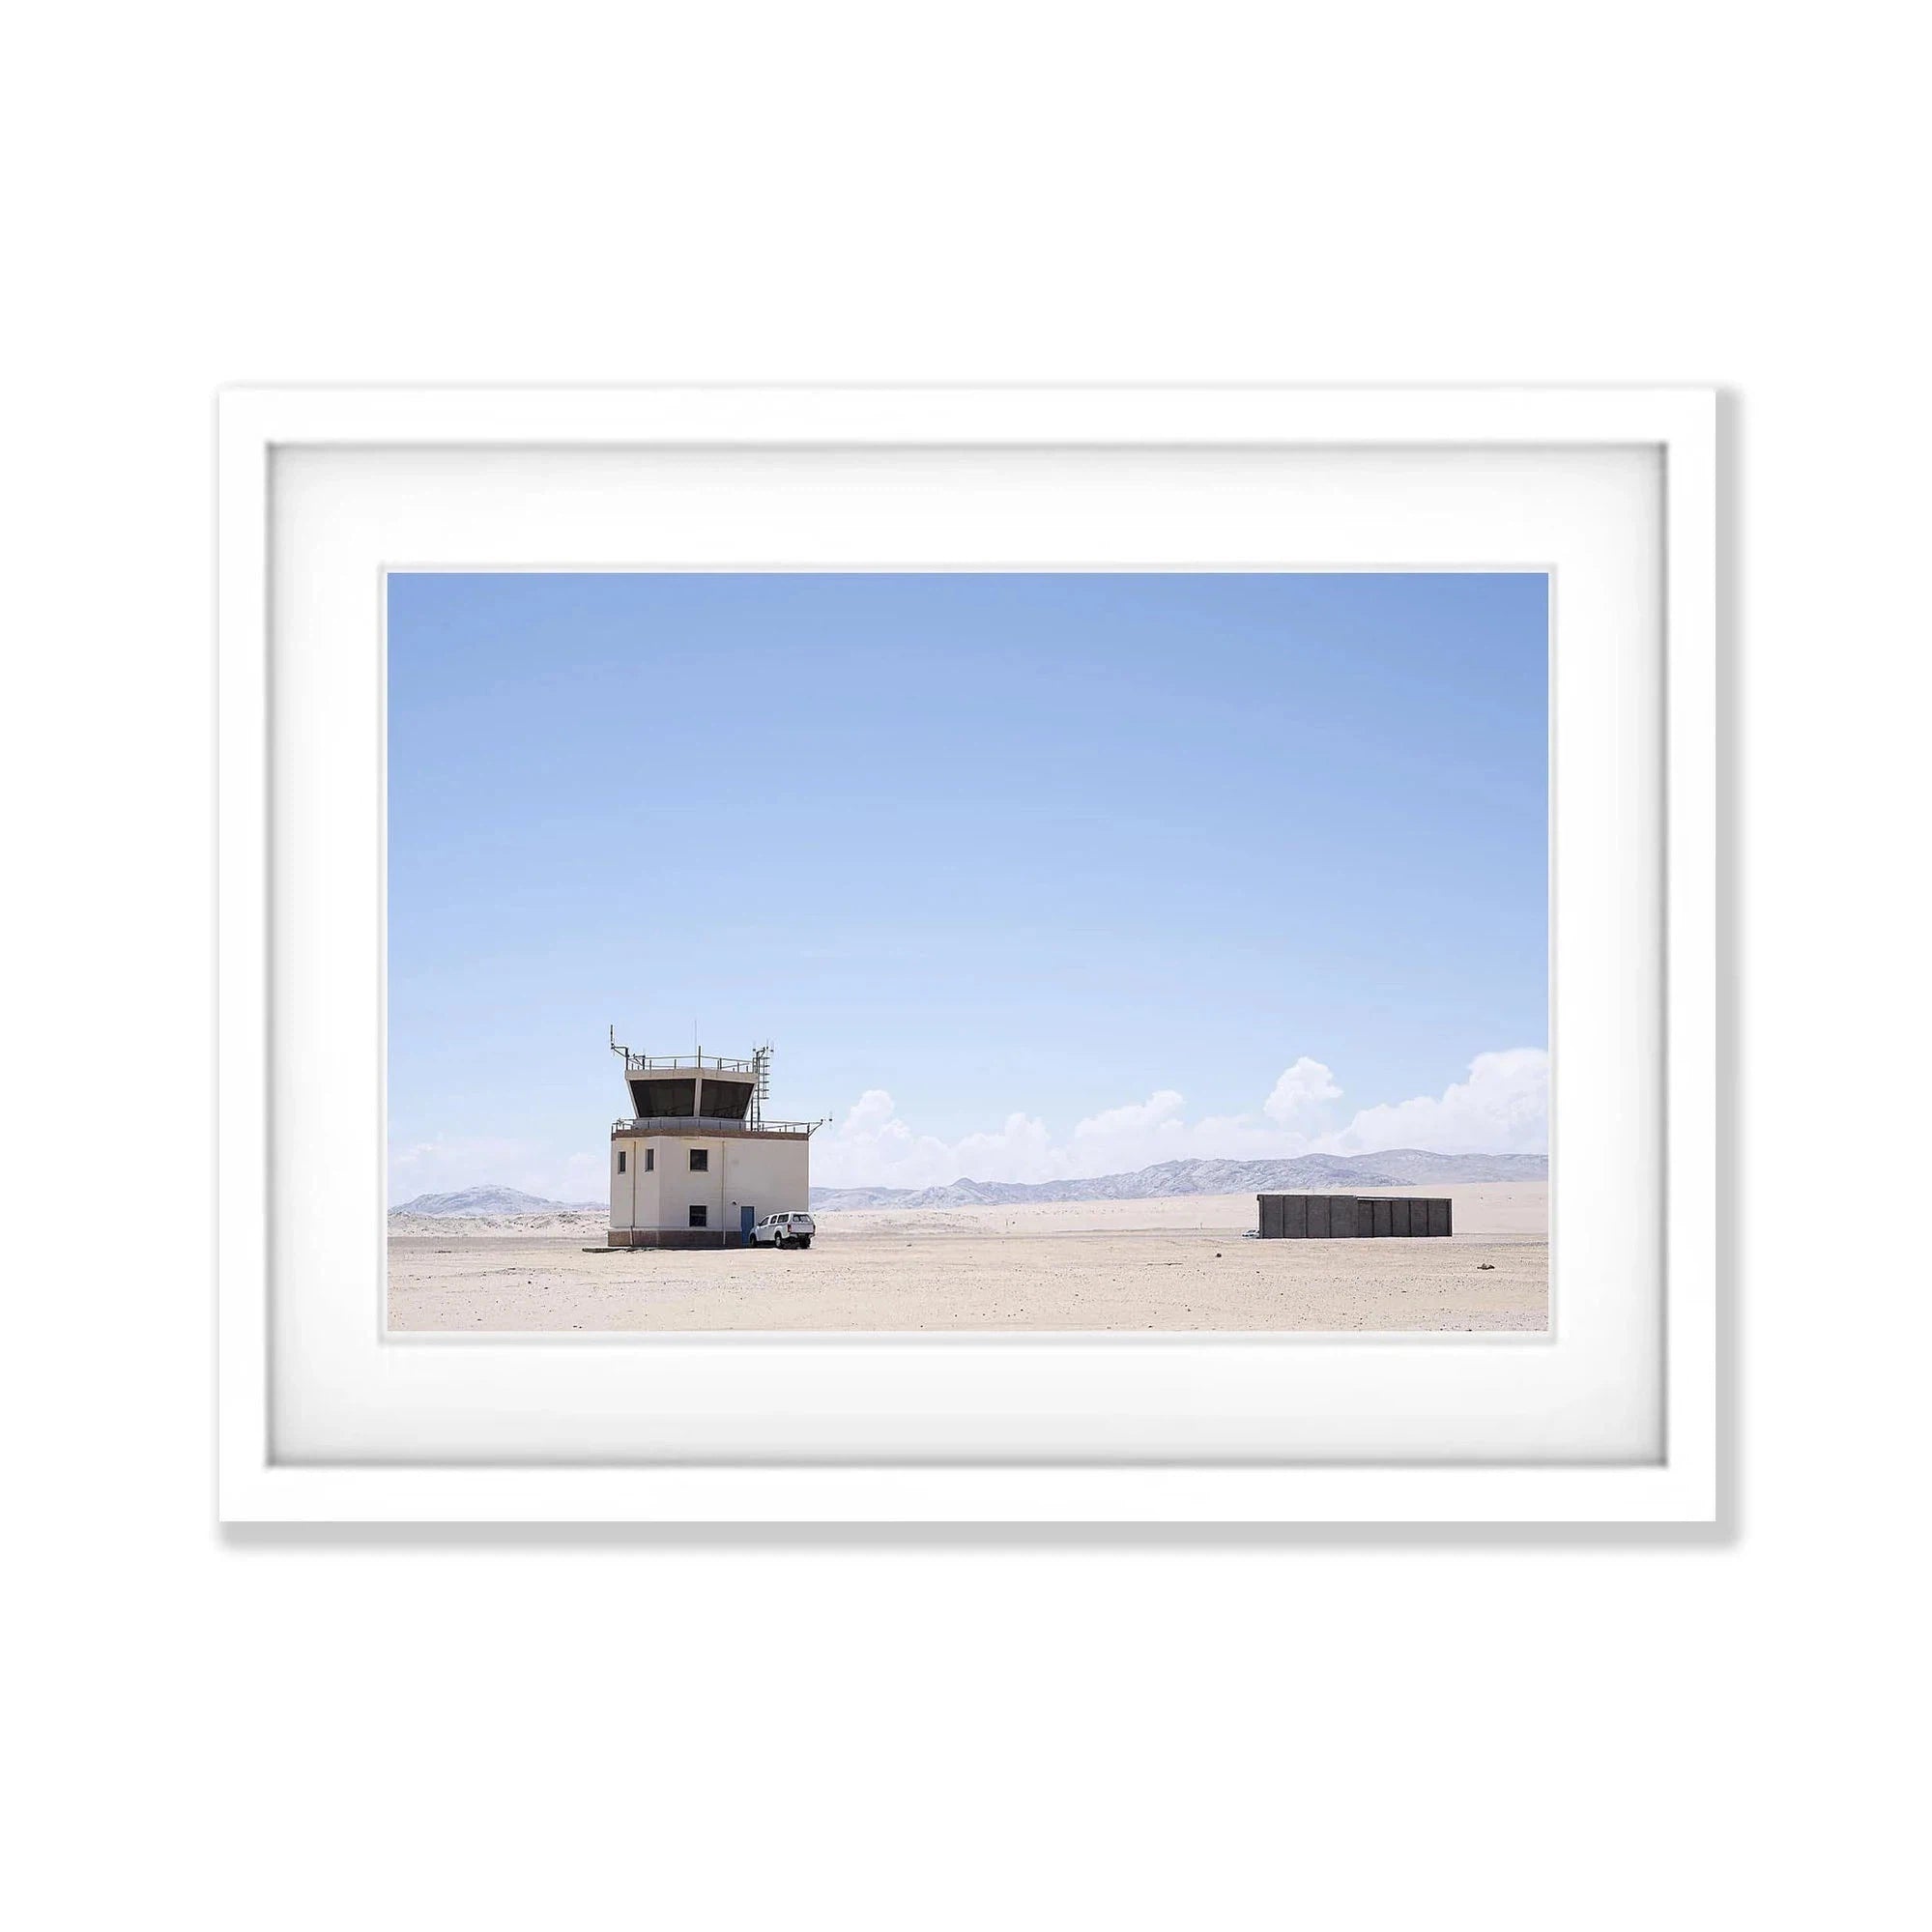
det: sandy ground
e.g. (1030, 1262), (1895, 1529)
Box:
(388, 1184), (1547, 1333)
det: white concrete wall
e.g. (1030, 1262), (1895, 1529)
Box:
(608, 1138), (663, 1231)
(722, 1136), (811, 1232)
(610, 1133), (810, 1235)
(653, 1136), (723, 1233)
(609, 1140), (628, 1230)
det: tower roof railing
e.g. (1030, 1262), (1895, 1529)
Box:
(620, 1052), (759, 1076)
(612, 1114), (820, 1138)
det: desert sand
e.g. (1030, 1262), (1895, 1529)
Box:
(387, 1183), (1547, 1332)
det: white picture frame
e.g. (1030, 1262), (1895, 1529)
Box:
(217, 387), (1716, 1525)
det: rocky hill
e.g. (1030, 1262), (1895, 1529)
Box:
(389, 1185), (600, 1217)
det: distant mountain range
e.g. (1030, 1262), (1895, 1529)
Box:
(809, 1149), (1546, 1212)
(390, 1150), (1545, 1219)
(390, 1185), (600, 1217)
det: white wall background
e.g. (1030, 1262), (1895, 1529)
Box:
(4, 5), (1925, 1927)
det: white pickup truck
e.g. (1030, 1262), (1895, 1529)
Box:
(750, 1210), (815, 1250)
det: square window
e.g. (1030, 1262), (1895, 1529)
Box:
(689, 1149), (708, 1172)
(688, 1205), (707, 1228)
(617, 1150), (626, 1174)
(645, 1148), (653, 1172)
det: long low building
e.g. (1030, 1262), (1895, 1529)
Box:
(1256, 1193), (1452, 1239)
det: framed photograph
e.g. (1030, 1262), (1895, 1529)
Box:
(217, 387), (1716, 1523)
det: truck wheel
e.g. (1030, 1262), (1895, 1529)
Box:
(796, 1237), (811, 1250)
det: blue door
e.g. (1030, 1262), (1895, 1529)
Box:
(740, 1204), (756, 1244)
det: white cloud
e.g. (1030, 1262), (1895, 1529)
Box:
(812, 1089), (1060, 1191)
(813, 1050), (1548, 1190)
(1263, 1055), (1343, 1124)
(1320, 1048), (1549, 1157)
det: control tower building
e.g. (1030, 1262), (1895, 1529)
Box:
(606, 1030), (820, 1248)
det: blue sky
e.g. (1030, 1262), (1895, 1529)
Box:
(388, 572), (1547, 1201)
